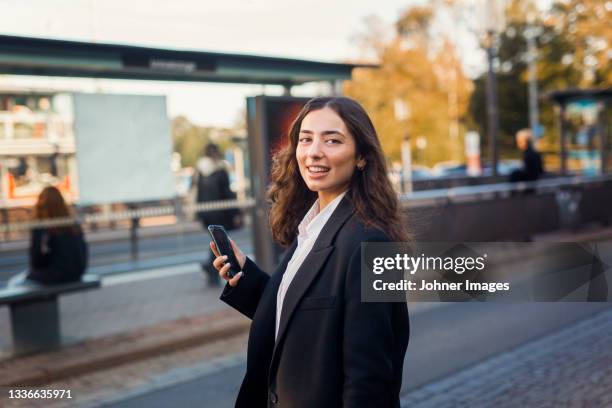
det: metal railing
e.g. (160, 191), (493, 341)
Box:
(0, 198), (256, 235)
(0, 111), (74, 142)
(3, 175), (612, 234)
(400, 174), (612, 207)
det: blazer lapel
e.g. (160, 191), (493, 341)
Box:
(275, 240), (298, 276)
(264, 240), (299, 316)
(269, 195), (355, 372)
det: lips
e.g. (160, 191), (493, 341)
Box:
(307, 165), (330, 173)
(305, 165), (330, 179)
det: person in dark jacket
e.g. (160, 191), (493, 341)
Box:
(510, 128), (544, 182)
(8, 186), (87, 287)
(211, 97), (410, 407)
(195, 143), (241, 286)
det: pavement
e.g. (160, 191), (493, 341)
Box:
(400, 306), (612, 408)
(0, 308), (249, 388)
(2, 301), (609, 408)
(0, 263), (225, 353)
(77, 302), (608, 408)
(0, 224), (611, 407)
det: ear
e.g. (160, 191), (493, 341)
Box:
(356, 157), (366, 170)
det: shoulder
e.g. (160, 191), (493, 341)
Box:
(31, 228), (47, 239)
(71, 224), (85, 237)
(335, 212), (390, 252)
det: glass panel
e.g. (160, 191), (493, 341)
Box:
(563, 99), (601, 175)
(605, 101), (612, 173)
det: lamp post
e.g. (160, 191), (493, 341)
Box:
(481, 0), (505, 177)
(525, 8), (541, 138)
(394, 98), (412, 194)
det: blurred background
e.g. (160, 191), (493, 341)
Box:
(0, 0), (611, 407)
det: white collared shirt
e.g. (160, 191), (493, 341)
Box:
(275, 190), (348, 339)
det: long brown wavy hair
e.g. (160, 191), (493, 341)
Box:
(34, 186), (80, 234)
(268, 96), (410, 246)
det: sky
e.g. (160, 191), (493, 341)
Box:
(0, 0), (486, 127)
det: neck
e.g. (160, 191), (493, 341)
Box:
(318, 187), (348, 210)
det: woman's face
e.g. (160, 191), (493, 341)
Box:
(296, 107), (364, 202)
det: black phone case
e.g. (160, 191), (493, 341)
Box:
(207, 225), (242, 278)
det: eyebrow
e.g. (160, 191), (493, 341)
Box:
(299, 129), (346, 138)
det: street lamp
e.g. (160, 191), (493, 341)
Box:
(480, 0), (506, 177)
(394, 98), (412, 194)
(524, 5), (541, 139)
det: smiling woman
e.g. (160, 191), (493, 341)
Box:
(269, 97), (410, 246)
(213, 96), (410, 408)
(296, 108), (365, 209)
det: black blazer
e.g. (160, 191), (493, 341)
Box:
(27, 227), (88, 285)
(221, 195), (409, 408)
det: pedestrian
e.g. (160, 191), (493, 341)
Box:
(195, 143), (241, 287)
(8, 186), (88, 287)
(211, 96), (410, 407)
(509, 128), (544, 182)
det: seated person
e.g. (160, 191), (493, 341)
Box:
(8, 186), (88, 287)
(509, 128), (544, 183)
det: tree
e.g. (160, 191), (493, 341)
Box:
(172, 109), (246, 168)
(172, 116), (210, 167)
(547, 0), (611, 86)
(468, 0), (610, 161)
(345, 5), (473, 166)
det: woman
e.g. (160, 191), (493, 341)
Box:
(8, 186), (88, 287)
(212, 96), (410, 407)
(195, 143), (241, 286)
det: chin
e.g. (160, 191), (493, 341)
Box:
(305, 182), (324, 192)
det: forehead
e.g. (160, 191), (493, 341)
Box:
(300, 107), (347, 132)
(516, 132), (529, 141)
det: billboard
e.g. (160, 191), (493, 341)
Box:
(246, 95), (309, 271)
(73, 93), (174, 205)
(246, 95), (309, 193)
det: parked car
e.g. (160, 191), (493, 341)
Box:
(431, 161), (467, 178)
(481, 160), (523, 176)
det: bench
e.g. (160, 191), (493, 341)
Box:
(0, 274), (101, 355)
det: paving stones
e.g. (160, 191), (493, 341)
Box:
(401, 308), (612, 408)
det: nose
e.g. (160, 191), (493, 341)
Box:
(307, 138), (324, 159)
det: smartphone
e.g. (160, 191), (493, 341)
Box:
(207, 225), (242, 278)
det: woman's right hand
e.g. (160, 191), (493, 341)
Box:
(210, 239), (245, 287)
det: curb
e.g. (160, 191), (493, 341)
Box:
(0, 309), (250, 387)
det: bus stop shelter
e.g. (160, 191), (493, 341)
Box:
(548, 88), (612, 175)
(0, 34), (367, 89)
(0, 34), (372, 270)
